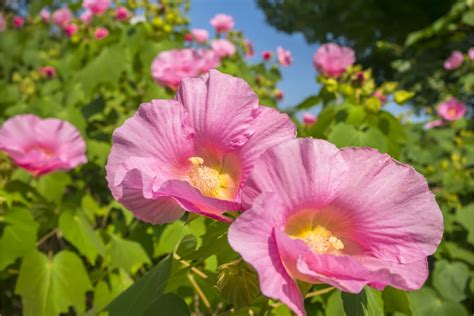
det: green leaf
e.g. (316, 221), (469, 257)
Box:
(408, 287), (468, 316)
(342, 287), (384, 316)
(94, 269), (133, 312)
(328, 123), (387, 152)
(432, 260), (469, 302)
(295, 95), (320, 110)
(394, 90), (415, 104)
(105, 255), (172, 315)
(143, 293), (190, 316)
(154, 218), (205, 257)
(325, 291), (345, 316)
(15, 250), (92, 316)
(0, 208), (39, 270)
(35, 172), (72, 204)
(106, 234), (151, 274)
(462, 10), (474, 26)
(59, 210), (105, 264)
(455, 203), (474, 244)
(216, 259), (260, 308)
(382, 287), (412, 315)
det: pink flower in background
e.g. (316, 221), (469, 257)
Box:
(211, 39), (236, 58)
(191, 28), (209, 43)
(210, 13), (234, 33)
(151, 48), (220, 90)
(80, 10), (93, 25)
(443, 50), (463, 70)
(0, 14), (6, 32)
(437, 97), (467, 121)
(262, 50), (272, 61)
(115, 7), (129, 21)
(64, 23), (78, 37)
(313, 43), (355, 78)
(229, 138), (443, 316)
(83, 0), (111, 16)
(106, 70), (296, 224)
(13, 16), (25, 28)
(373, 90), (387, 104)
(95, 27), (109, 40)
(0, 115), (87, 176)
(245, 39), (255, 57)
(52, 8), (72, 29)
(302, 112), (317, 126)
(40, 66), (56, 79)
(468, 48), (474, 61)
(277, 46), (292, 66)
(40, 8), (50, 23)
(275, 89), (284, 101)
(424, 120), (444, 129)
(184, 33), (193, 42)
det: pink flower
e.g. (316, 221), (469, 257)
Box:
(262, 50), (272, 61)
(229, 138), (443, 316)
(151, 48), (220, 90)
(443, 50), (464, 70)
(0, 14), (6, 32)
(373, 90), (387, 104)
(80, 10), (93, 25)
(115, 7), (129, 21)
(40, 8), (50, 23)
(437, 97), (467, 121)
(94, 27), (109, 40)
(106, 70), (296, 224)
(277, 46), (292, 66)
(184, 33), (193, 42)
(424, 120), (444, 129)
(0, 115), (87, 176)
(191, 28), (209, 43)
(64, 23), (78, 37)
(211, 39), (236, 58)
(40, 66), (56, 79)
(302, 112), (316, 126)
(275, 89), (284, 101)
(245, 39), (255, 57)
(13, 16), (25, 29)
(468, 47), (474, 61)
(313, 43), (356, 78)
(210, 13), (234, 33)
(52, 8), (72, 29)
(83, 0), (111, 16)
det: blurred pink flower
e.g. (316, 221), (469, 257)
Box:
(191, 28), (209, 43)
(64, 23), (78, 37)
(245, 39), (255, 57)
(184, 33), (193, 42)
(40, 66), (56, 79)
(275, 89), (284, 101)
(0, 14), (6, 32)
(151, 48), (220, 90)
(80, 10), (93, 25)
(95, 27), (109, 40)
(443, 50), (463, 70)
(115, 7), (129, 21)
(106, 70), (296, 224)
(262, 50), (272, 61)
(424, 120), (444, 129)
(229, 138), (443, 316)
(211, 39), (236, 58)
(83, 0), (111, 16)
(302, 112), (316, 126)
(437, 97), (467, 121)
(52, 8), (72, 29)
(277, 46), (292, 66)
(373, 90), (387, 104)
(313, 43), (355, 78)
(468, 48), (474, 61)
(210, 13), (234, 33)
(40, 8), (50, 23)
(13, 16), (25, 29)
(0, 114), (87, 176)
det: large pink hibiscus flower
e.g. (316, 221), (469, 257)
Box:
(229, 138), (443, 316)
(106, 70), (296, 224)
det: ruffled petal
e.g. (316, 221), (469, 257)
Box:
(228, 193), (306, 316)
(176, 70), (259, 151)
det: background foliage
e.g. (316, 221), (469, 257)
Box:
(0, 0), (473, 315)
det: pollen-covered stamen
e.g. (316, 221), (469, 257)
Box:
(188, 156), (221, 197)
(299, 225), (344, 254)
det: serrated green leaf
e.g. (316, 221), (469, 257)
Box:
(328, 123), (387, 152)
(409, 287), (468, 316)
(106, 234), (150, 274)
(342, 287), (384, 316)
(432, 260), (469, 302)
(15, 250), (92, 316)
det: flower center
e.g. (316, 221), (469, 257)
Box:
(298, 225), (344, 254)
(447, 108), (457, 117)
(188, 156), (235, 199)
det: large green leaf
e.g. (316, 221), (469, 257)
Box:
(432, 260), (470, 302)
(105, 255), (172, 316)
(36, 172), (72, 204)
(0, 207), (39, 270)
(143, 293), (190, 316)
(153, 218), (206, 257)
(455, 203), (474, 244)
(106, 234), (151, 274)
(342, 287), (384, 316)
(94, 269), (133, 312)
(15, 250), (92, 316)
(59, 210), (105, 264)
(409, 287), (468, 316)
(328, 123), (387, 152)
(382, 287), (412, 315)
